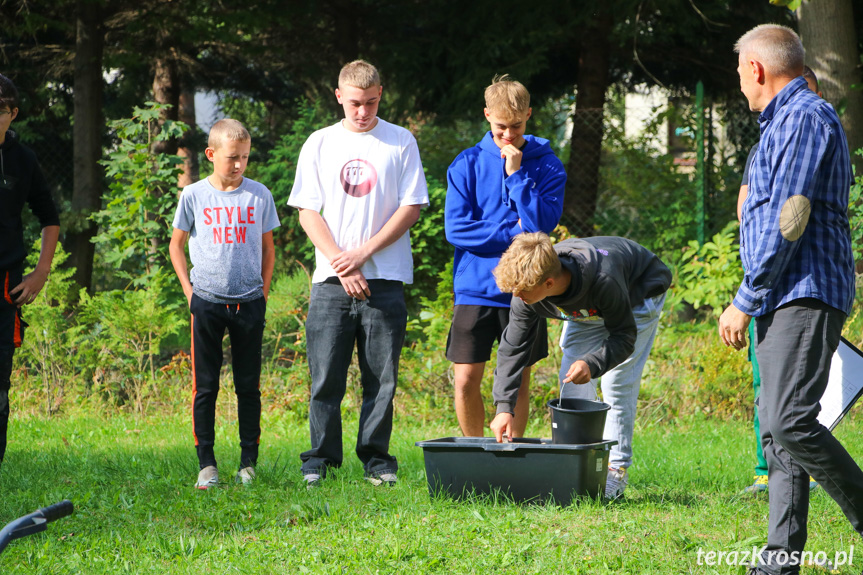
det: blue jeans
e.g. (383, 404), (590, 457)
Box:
(300, 280), (406, 477)
(558, 293), (665, 469)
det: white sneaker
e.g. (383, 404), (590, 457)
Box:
(195, 465), (219, 490)
(605, 467), (628, 499)
(365, 473), (397, 487)
(303, 473), (322, 489)
(235, 466), (255, 485)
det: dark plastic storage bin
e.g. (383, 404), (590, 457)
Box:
(414, 437), (616, 505)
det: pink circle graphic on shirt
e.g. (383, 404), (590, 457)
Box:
(340, 159), (378, 197)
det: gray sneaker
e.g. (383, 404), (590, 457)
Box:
(195, 465), (219, 490)
(365, 472), (397, 487)
(235, 466), (255, 485)
(605, 467), (628, 499)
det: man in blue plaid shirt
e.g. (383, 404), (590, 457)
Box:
(719, 24), (863, 575)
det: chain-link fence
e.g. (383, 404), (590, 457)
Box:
(556, 91), (761, 256)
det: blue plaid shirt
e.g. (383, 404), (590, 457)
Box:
(735, 76), (855, 317)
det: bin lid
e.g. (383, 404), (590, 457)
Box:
(414, 437), (617, 451)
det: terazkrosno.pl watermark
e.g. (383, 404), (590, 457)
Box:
(696, 546), (855, 568)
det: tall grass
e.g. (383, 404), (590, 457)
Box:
(1, 411), (860, 574)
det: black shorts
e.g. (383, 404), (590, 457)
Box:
(446, 304), (548, 364)
(0, 268), (26, 349)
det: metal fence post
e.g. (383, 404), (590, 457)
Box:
(696, 80), (706, 247)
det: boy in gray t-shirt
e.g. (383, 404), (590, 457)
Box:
(169, 119), (280, 489)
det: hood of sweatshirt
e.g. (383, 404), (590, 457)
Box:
(477, 131), (557, 161)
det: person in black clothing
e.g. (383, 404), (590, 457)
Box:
(0, 73), (60, 468)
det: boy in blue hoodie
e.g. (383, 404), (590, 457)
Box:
(444, 75), (566, 438)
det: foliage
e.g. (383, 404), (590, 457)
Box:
(76, 272), (185, 414)
(91, 102), (187, 289)
(848, 151), (863, 262)
(259, 267), (313, 412)
(595, 102), (696, 260)
(406, 176), (452, 311)
(640, 321), (752, 421)
(668, 220), (744, 318)
(245, 99), (337, 277)
(15, 241), (83, 415)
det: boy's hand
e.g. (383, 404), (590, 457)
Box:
(331, 247), (370, 276)
(338, 269), (371, 300)
(10, 268), (49, 307)
(562, 360), (591, 385)
(500, 144), (523, 176)
(490, 413), (513, 443)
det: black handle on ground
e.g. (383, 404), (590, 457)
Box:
(38, 500), (74, 523)
(0, 500), (74, 556)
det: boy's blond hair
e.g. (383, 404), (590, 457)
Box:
(208, 118), (250, 149)
(494, 232), (561, 294)
(484, 75), (530, 121)
(338, 60), (381, 90)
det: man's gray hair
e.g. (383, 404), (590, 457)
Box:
(735, 24), (804, 78)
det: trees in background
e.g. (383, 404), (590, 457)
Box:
(0, 0), (856, 287)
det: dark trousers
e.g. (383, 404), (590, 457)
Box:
(0, 267), (25, 465)
(756, 299), (863, 574)
(300, 280), (406, 477)
(190, 294), (266, 470)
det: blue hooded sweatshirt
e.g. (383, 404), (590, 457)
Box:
(445, 132), (566, 307)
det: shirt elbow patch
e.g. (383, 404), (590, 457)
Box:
(779, 195), (811, 242)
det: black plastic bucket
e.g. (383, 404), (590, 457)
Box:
(547, 398), (610, 444)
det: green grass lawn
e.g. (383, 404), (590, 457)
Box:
(1, 409), (861, 574)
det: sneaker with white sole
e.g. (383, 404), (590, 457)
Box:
(195, 465), (218, 490)
(365, 472), (397, 487)
(743, 474), (769, 495)
(605, 467), (628, 499)
(235, 466), (255, 485)
(303, 472), (322, 489)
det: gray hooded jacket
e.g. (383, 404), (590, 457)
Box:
(493, 236), (671, 415)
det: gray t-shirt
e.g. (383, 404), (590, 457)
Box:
(172, 177), (280, 303)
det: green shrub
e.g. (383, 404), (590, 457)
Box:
(76, 272), (185, 413)
(14, 241), (85, 415)
(92, 102), (188, 290)
(667, 220), (743, 319)
(260, 266), (313, 412)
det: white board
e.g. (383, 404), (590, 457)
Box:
(818, 337), (863, 431)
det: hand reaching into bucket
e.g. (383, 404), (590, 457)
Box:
(490, 413), (513, 443)
(562, 360), (591, 385)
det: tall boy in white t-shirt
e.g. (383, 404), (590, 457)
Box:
(169, 119), (280, 489)
(288, 60), (429, 487)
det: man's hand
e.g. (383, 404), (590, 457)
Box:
(500, 144), (523, 176)
(489, 412), (513, 443)
(718, 303), (752, 351)
(331, 247), (370, 276)
(562, 360), (592, 385)
(338, 268), (371, 300)
(10, 268), (49, 307)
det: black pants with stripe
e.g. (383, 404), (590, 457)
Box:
(1, 266), (26, 465)
(190, 294), (265, 470)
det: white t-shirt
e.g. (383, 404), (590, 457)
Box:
(173, 177), (280, 302)
(287, 118), (429, 284)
